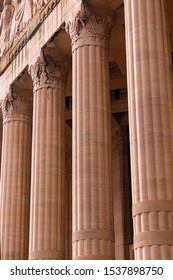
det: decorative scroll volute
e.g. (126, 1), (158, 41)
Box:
(66, 3), (114, 51)
(0, 91), (33, 123)
(28, 52), (69, 92)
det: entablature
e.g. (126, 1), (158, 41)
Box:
(0, 0), (128, 103)
(0, 0), (82, 97)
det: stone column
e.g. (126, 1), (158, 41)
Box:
(29, 54), (67, 260)
(66, 4), (115, 260)
(0, 115), (2, 170)
(0, 92), (32, 260)
(0, 115), (2, 260)
(112, 123), (125, 260)
(112, 120), (132, 260)
(122, 127), (134, 260)
(65, 130), (72, 260)
(125, 0), (173, 259)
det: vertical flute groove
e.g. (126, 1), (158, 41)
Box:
(71, 39), (114, 260)
(29, 56), (67, 259)
(0, 94), (32, 260)
(125, 0), (173, 259)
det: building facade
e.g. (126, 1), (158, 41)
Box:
(0, 0), (173, 260)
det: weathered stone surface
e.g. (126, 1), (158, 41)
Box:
(0, 91), (32, 260)
(0, 0), (48, 57)
(67, 3), (115, 260)
(0, 0), (173, 260)
(124, 0), (173, 259)
(28, 52), (68, 260)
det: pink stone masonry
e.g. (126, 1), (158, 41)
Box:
(125, 0), (173, 259)
(0, 93), (32, 259)
(28, 54), (68, 259)
(67, 4), (115, 260)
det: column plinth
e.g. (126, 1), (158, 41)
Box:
(28, 54), (67, 260)
(66, 4), (115, 260)
(0, 92), (32, 260)
(125, 0), (173, 259)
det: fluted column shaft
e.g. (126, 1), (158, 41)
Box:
(0, 118), (2, 171)
(64, 158), (72, 260)
(112, 126), (125, 260)
(67, 5), (114, 260)
(0, 93), (32, 259)
(29, 55), (67, 259)
(65, 134), (72, 260)
(0, 117), (2, 259)
(125, 0), (173, 259)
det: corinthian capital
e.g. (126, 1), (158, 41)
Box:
(66, 3), (114, 51)
(0, 92), (32, 123)
(28, 52), (69, 92)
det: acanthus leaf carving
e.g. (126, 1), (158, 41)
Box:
(28, 54), (47, 90)
(28, 52), (69, 92)
(66, 3), (114, 51)
(0, 90), (33, 123)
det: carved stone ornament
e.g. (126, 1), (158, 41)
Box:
(66, 3), (114, 51)
(0, 0), (15, 56)
(0, 0), (47, 57)
(0, 90), (32, 123)
(28, 52), (69, 92)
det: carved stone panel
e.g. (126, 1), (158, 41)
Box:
(0, 0), (46, 57)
